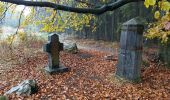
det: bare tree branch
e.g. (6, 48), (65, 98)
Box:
(10, 7), (26, 46)
(0, 0), (144, 15)
(16, 7), (26, 34)
(0, 3), (13, 23)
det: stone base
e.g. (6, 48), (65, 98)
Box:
(44, 65), (70, 74)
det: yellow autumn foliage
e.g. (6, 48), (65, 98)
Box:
(145, 13), (170, 43)
(144, 0), (170, 43)
(0, 2), (5, 15)
(18, 31), (27, 41)
(144, 0), (156, 8)
(154, 11), (160, 19)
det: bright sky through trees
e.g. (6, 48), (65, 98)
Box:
(16, 5), (30, 16)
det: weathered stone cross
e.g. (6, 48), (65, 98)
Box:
(43, 33), (69, 74)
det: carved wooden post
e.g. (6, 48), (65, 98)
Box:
(116, 18), (144, 82)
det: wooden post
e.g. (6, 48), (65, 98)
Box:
(116, 18), (144, 82)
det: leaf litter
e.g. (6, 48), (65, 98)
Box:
(0, 42), (169, 99)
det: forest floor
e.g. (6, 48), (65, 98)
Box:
(0, 37), (170, 99)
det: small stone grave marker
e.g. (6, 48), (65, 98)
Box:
(43, 33), (69, 74)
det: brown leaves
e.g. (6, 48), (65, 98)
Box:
(0, 44), (170, 99)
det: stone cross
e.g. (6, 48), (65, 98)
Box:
(43, 33), (69, 74)
(116, 18), (144, 82)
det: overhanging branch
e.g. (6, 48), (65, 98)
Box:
(0, 0), (144, 15)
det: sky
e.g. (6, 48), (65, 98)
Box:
(16, 5), (31, 16)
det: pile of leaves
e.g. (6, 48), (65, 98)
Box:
(0, 42), (169, 99)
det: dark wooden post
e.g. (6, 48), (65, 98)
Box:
(116, 18), (144, 82)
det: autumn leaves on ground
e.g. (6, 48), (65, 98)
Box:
(0, 39), (170, 99)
